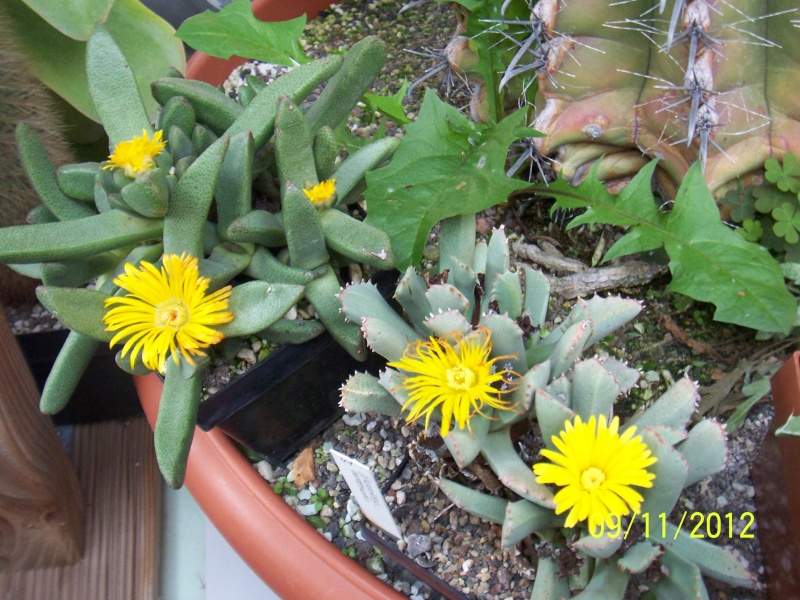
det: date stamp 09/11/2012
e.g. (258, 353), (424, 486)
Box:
(589, 511), (756, 540)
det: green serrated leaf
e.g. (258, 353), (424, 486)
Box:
(538, 162), (795, 333)
(176, 0), (308, 65)
(364, 90), (531, 269)
(363, 81), (411, 125)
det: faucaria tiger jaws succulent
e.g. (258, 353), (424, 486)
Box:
(339, 213), (753, 597)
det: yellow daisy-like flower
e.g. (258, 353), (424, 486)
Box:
(103, 253), (234, 374)
(302, 179), (336, 205)
(533, 415), (657, 533)
(387, 328), (514, 437)
(103, 129), (167, 178)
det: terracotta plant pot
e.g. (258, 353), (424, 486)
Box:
(136, 373), (404, 599)
(184, 0), (338, 86)
(751, 351), (800, 598)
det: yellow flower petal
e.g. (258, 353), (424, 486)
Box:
(388, 327), (515, 438)
(302, 179), (336, 205)
(103, 129), (167, 178)
(532, 415), (657, 531)
(103, 253), (234, 374)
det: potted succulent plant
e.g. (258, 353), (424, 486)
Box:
(0, 18), (398, 487)
(338, 214), (756, 598)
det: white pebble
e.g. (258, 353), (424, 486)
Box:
(297, 489), (312, 501)
(236, 348), (257, 364)
(256, 460), (276, 482)
(297, 504), (319, 516)
(396, 490), (406, 505)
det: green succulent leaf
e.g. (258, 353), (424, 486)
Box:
(156, 361), (203, 488)
(365, 90), (533, 268)
(20, 0), (113, 40)
(617, 541), (662, 574)
(217, 281), (304, 338)
(540, 161), (795, 333)
(340, 372), (403, 417)
(776, 414), (800, 437)
(40, 332), (100, 414)
(437, 478), (506, 524)
(529, 557), (570, 600)
(5, 0), (185, 122)
(176, 0), (308, 65)
(501, 500), (563, 549)
(35, 286), (113, 342)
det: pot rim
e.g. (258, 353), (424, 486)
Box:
(135, 372), (404, 599)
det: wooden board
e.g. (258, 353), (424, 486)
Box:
(0, 418), (162, 600)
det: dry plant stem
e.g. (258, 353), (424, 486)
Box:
(513, 241), (668, 298)
(544, 261), (668, 298)
(512, 241), (586, 273)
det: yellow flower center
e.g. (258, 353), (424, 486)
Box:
(159, 300), (188, 328)
(446, 364), (476, 390)
(580, 467), (606, 490)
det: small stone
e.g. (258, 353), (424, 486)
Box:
(406, 533), (432, 558)
(342, 412), (365, 426)
(236, 348), (257, 364)
(256, 460), (276, 482)
(297, 503), (319, 516)
(717, 495), (729, 508)
(320, 505), (333, 518)
(365, 556), (385, 574)
(297, 489), (312, 501)
(396, 490), (407, 505)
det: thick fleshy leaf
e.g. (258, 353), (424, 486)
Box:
(340, 372), (403, 417)
(444, 412), (491, 468)
(6, 0), (184, 123)
(36, 287), (112, 342)
(572, 530), (624, 560)
(482, 429), (555, 507)
(617, 541), (662, 574)
(437, 479), (506, 524)
(625, 377), (698, 433)
(638, 429), (689, 519)
(530, 558), (570, 600)
(217, 281), (304, 337)
(21, 0), (112, 40)
(676, 419), (728, 486)
(156, 360), (202, 488)
(501, 500), (562, 549)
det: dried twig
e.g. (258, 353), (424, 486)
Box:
(511, 241), (586, 273)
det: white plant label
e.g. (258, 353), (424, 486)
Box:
(330, 449), (403, 539)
